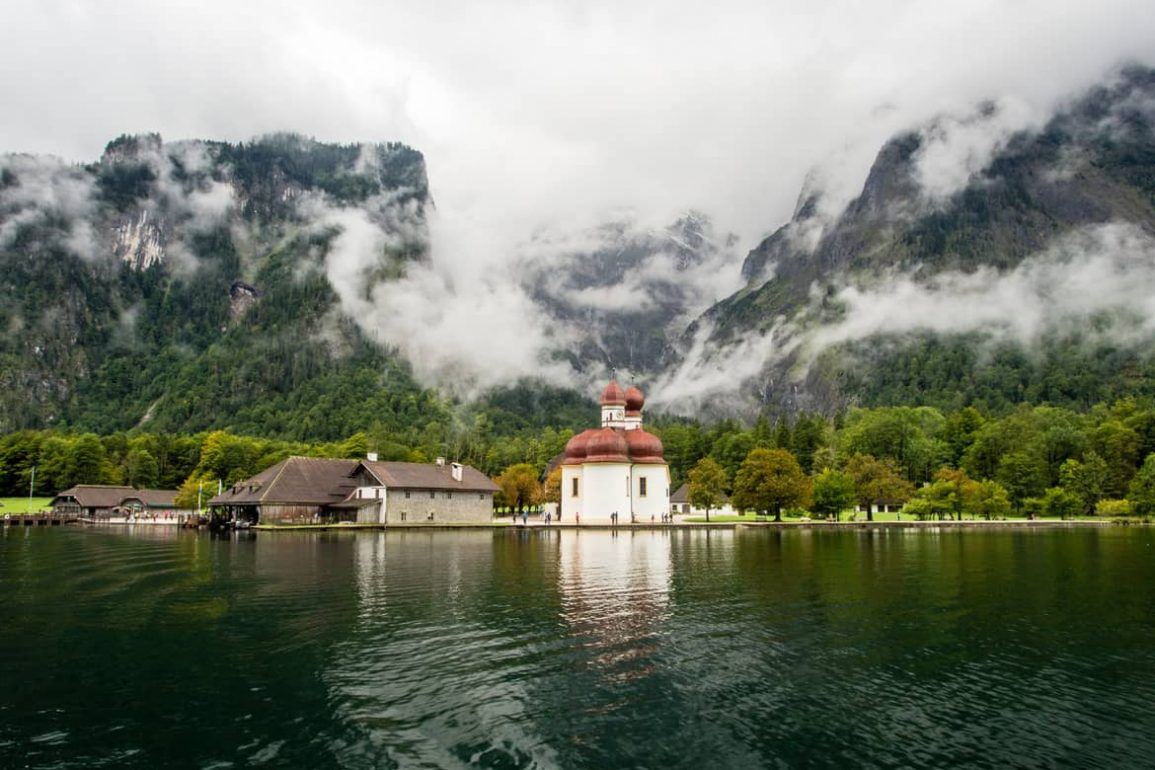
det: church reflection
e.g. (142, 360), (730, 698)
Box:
(555, 530), (673, 678)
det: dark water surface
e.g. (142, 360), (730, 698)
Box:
(2, 526), (1155, 769)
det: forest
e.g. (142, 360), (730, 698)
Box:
(5, 395), (1155, 520)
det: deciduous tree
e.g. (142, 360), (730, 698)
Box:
(495, 463), (541, 514)
(811, 468), (855, 521)
(844, 454), (914, 522)
(688, 457), (728, 522)
(732, 448), (810, 522)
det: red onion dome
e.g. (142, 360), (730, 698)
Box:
(625, 428), (665, 463)
(562, 429), (598, 464)
(625, 385), (645, 412)
(584, 427), (630, 463)
(600, 379), (626, 406)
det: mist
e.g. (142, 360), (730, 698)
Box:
(3, 0), (1155, 406)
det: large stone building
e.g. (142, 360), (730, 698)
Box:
(560, 379), (670, 522)
(209, 456), (498, 525)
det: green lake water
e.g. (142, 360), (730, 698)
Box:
(2, 526), (1155, 768)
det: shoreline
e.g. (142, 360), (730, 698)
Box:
(246, 518), (1142, 532)
(7, 518), (1146, 532)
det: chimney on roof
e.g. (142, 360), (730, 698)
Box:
(451, 462), (463, 482)
(436, 456), (446, 467)
(366, 452), (378, 462)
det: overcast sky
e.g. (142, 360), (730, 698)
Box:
(3, 1), (1155, 402)
(3, 0), (1153, 246)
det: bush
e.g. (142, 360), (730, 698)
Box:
(1096, 498), (1133, 517)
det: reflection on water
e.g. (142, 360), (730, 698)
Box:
(3, 526), (1155, 768)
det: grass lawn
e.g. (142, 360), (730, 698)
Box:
(0, 497), (54, 515)
(685, 510), (1131, 524)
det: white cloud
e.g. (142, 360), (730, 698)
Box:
(0, 154), (98, 259)
(810, 222), (1155, 351)
(1, 0), (1154, 405)
(913, 97), (1044, 201)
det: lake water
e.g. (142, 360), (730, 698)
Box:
(2, 526), (1155, 769)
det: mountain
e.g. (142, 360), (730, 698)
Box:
(4, 66), (1155, 439)
(520, 211), (741, 375)
(681, 64), (1155, 416)
(0, 133), (441, 439)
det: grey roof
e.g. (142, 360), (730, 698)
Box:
(209, 456), (497, 507)
(119, 489), (185, 508)
(209, 457), (359, 506)
(361, 460), (499, 492)
(53, 485), (137, 509)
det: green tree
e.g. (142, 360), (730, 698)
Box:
(970, 479), (1012, 520)
(844, 454), (914, 522)
(995, 451), (1048, 509)
(68, 434), (111, 487)
(174, 474), (215, 511)
(1058, 452), (1109, 515)
(1041, 486), (1082, 520)
(810, 468), (856, 521)
(710, 431), (756, 482)
(1127, 454), (1155, 518)
(1091, 419), (1141, 497)
(907, 468), (980, 521)
(124, 447), (160, 488)
(790, 414), (827, 473)
(732, 448), (810, 522)
(688, 457), (728, 522)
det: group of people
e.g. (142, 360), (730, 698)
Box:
(512, 510), (676, 526)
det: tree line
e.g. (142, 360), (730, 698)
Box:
(6, 397), (1155, 519)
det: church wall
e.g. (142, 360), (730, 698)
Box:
(582, 462), (632, 518)
(560, 465), (583, 521)
(630, 464), (671, 521)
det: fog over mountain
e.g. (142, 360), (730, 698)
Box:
(3, 0), (1155, 420)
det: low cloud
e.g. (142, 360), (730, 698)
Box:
(0, 154), (98, 259)
(810, 222), (1155, 351)
(913, 97), (1043, 202)
(657, 222), (1155, 415)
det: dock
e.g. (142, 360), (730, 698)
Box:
(2, 514), (79, 527)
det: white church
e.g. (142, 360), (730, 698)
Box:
(560, 379), (671, 522)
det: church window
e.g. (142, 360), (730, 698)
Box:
(640, 477), (648, 497)
(571, 478), (579, 497)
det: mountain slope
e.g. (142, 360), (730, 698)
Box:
(0, 133), (438, 438)
(679, 65), (1155, 416)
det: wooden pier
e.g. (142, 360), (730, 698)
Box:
(2, 514), (78, 527)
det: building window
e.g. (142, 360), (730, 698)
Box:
(640, 477), (647, 497)
(405, 491), (410, 499)
(572, 478), (579, 497)
(400, 512), (407, 522)
(430, 491), (436, 499)
(479, 494), (484, 500)
(447, 492), (453, 500)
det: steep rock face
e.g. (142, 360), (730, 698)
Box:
(714, 67), (1155, 342)
(678, 66), (1155, 417)
(522, 212), (742, 375)
(0, 133), (433, 435)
